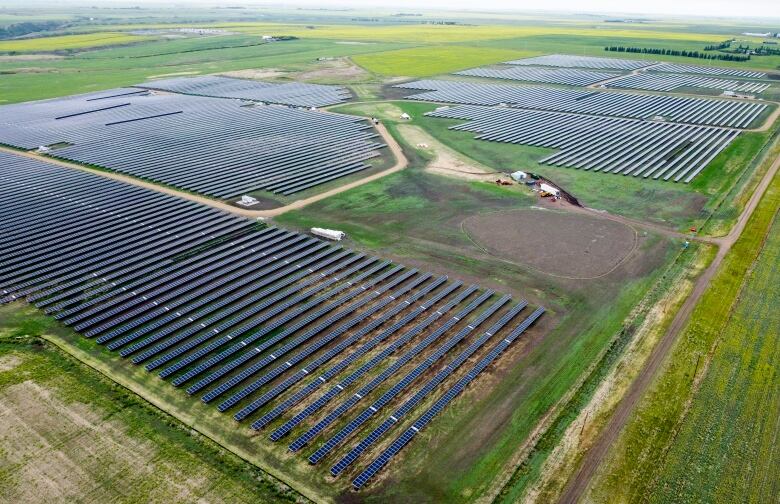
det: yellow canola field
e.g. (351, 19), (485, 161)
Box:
(0, 32), (152, 52)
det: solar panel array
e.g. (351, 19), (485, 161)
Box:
(506, 54), (654, 71)
(454, 65), (617, 86)
(427, 105), (739, 183)
(0, 89), (384, 197)
(135, 75), (351, 108)
(650, 62), (766, 79)
(0, 151), (546, 489)
(606, 73), (771, 93)
(396, 80), (766, 128)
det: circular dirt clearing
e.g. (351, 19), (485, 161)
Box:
(463, 208), (636, 279)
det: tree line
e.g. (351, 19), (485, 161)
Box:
(604, 46), (750, 62)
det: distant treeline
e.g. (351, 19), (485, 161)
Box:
(0, 21), (64, 40)
(604, 46), (750, 62)
(704, 39), (734, 51)
(704, 39), (780, 56)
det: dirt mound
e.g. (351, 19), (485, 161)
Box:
(463, 208), (637, 279)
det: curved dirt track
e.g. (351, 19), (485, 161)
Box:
(557, 148), (780, 504)
(0, 121), (407, 219)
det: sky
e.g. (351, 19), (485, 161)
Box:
(277, 0), (779, 19)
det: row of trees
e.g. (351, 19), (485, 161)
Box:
(604, 46), (750, 62)
(704, 39), (734, 51)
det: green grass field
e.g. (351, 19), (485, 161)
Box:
(586, 170), (780, 503)
(352, 46), (531, 77)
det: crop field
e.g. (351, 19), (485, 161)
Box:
(649, 198), (779, 502)
(352, 46), (529, 77)
(220, 23), (726, 44)
(0, 335), (297, 503)
(0, 32), (153, 52)
(586, 169), (780, 503)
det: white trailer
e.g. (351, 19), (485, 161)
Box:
(311, 227), (346, 241)
(540, 183), (561, 197)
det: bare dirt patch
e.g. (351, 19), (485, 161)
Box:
(146, 70), (201, 79)
(294, 57), (370, 82)
(0, 354), (21, 372)
(0, 54), (64, 62)
(397, 124), (503, 182)
(219, 68), (287, 80)
(462, 208), (637, 279)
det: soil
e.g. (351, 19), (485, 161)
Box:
(0, 54), (64, 62)
(0, 378), (218, 503)
(219, 68), (287, 80)
(0, 354), (21, 372)
(294, 58), (370, 83)
(462, 208), (637, 279)
(397, 124), (503, 182)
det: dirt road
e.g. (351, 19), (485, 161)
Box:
(557, 148), (780, 504)
(0, 120), (408, 219)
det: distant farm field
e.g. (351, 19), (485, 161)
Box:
(0, 32), (152, 52)
(352, 46), (532, 76)
(218, 23), (724, 44)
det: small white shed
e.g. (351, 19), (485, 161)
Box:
(540, 183), (561, 197)
(399, 112), (411, 120)
(510, 171), (527, 181)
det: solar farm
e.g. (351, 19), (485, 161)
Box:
(2, 8), (779, 504)
(135, 75), (352, 108)
(394, 64), (770, 183)
(0, 86), (384, 198)
(0, 151), (545, 490)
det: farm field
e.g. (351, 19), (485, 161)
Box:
(0, 32), (153, 52)
(0, 319), (297, 503)
(585, 168), (780, 503)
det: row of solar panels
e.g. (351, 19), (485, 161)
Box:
(455, 65), (618, 86)
(0, 89), (384, 197)
(427, 105), (739, 183)
(135, 75), (352, 108)
(508, 54), (767, 78)
(604, 73), (771, 93)
(0, 153), (545, 489)
(396, 80), (766, 128)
